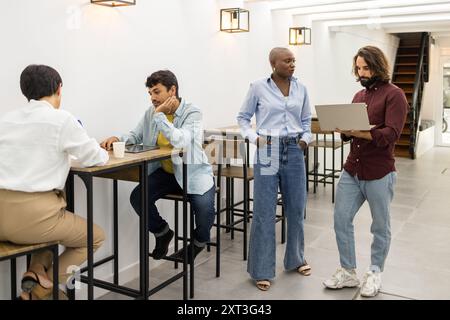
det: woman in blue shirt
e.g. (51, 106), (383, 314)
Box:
(237, 47), (312, 291)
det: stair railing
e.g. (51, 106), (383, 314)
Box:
(409, 32), (429, 158)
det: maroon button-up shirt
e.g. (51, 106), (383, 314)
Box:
(343, 81), (409, 180)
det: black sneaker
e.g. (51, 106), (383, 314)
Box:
(152, 229), (174, 260)
(170, 243), (204, 264)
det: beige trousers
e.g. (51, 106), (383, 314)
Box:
(0, 189), (105, 284)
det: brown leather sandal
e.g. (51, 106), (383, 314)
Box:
(21, 271), (53, 293)
(20, 270), (67, 300)
(255, 280), (271, 291)
(297, 262), (312, 276)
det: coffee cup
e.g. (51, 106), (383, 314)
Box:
(112, 141), (125, 158)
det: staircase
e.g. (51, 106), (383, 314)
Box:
(392, 32), (430, 159)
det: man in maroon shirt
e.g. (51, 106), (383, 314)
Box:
(323, 46), (408, 297)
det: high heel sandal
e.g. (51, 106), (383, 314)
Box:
(21, 271), (53, 294)
(22, 271), (68, 300)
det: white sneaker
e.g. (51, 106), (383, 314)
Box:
(323, 268), (360, 289)
(360, 270), (381, 297)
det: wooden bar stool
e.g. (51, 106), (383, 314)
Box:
(205, 136), (286, 261)
(0, 241), (59, 300)
(212, 139), (251, 261)
(161, 140), (223, 298)
(307, 120), (348, 203)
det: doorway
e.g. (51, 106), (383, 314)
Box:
(442, 63), (450, 145)
(437, 56), (450, 147)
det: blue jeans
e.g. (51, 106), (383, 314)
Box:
(130, 168), (216, 244)
(247, 137), (307, 280)
(334, 170), (396, 272)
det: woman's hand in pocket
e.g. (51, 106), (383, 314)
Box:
(298, 140), (307, 150)
(256, 137), (268, 149)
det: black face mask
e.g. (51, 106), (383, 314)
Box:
(359, 76), (379, 89)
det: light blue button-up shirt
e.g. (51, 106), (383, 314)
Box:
(120, 99), (214, 195)
(237, 76), (312, 144)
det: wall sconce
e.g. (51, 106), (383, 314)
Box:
(91, 0), (136, 7)
(220, 8), (249, 33)
(289, 27), (312, 45)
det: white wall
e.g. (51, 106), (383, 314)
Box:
(0, 0), (401, 299)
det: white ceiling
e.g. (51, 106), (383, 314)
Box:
(244, 0), (450, 37)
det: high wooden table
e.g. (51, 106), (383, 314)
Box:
(66, 147), (188, 300)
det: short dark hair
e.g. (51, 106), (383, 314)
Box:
(20, 64), (63, 101)
(353, 46), (391, 82)
(145, 70), (179, 98)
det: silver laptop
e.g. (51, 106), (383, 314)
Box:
(315, 103), (372, 131)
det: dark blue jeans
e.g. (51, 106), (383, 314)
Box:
(130, 168), (216, 244)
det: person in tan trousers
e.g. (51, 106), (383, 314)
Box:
(0, 65), (109, 299)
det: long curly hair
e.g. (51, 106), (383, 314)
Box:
(352, 46), (391, 82)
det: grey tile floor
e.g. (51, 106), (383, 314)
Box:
(101, 147), (450, 300)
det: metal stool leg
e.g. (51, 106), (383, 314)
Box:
(225, 177), (231, 233)
(281, 198), (286, 243)
(305, 147), (310, 192)
(323, 134), (327, 187)
(10, 258), (17, 299)
(216, 183), (221, 277)
(113, 180), (119, 285)
(243, 179), (248, 261)
(230, 178), (235, 240)
(174, 200), (179, 269)
(52, 245), (59, 300)
(189, 206), (195, 299)
(332, 135), (336, 203)
(314, 146), (318, 192)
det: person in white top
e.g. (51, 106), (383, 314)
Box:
(0, 64), (108, 300)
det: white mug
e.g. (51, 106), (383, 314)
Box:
(112, 141), (125, 158)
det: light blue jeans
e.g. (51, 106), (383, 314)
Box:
(334, 169), (397, 272)
(247, 136), (307, 280)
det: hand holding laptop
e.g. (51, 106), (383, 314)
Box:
(315, 103), (372, 131)
(335, 128), (373, 140)
(315, 103), (374, 140)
